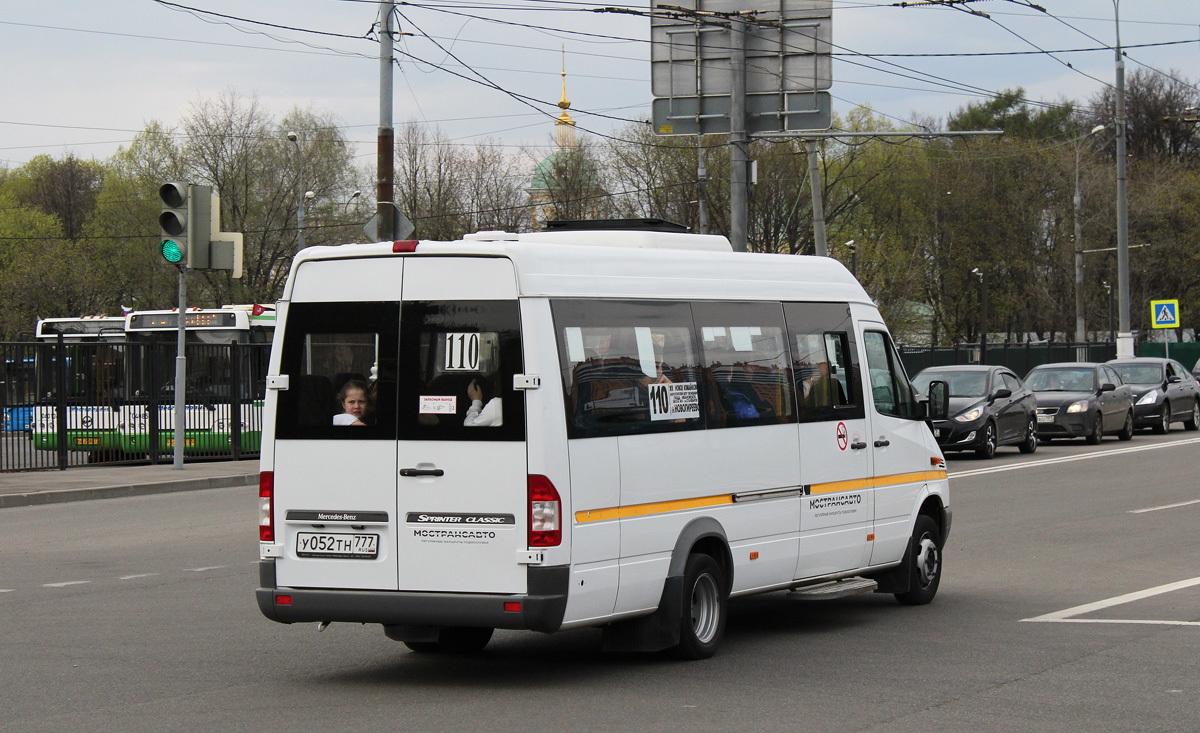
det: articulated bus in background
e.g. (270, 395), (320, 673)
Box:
(256, 223), (951, 659)
(24, 306), (273, 462)
(116, 305), (274, 457)
(25, 316), (128, 454)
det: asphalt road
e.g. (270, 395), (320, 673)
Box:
(2, 432), (1198, 731)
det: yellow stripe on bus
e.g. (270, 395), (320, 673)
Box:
(575, 494), (733, 523)
(573, 470), (947, 524)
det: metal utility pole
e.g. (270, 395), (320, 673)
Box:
(174, 266), (187, 469)
(1074, 124), (1106, 358)
(729, 16), (748, 252)
(808, 140), (828, 256)
(1114, 0), (1133, 358)
(697, 137), (709, 234)
(378, 1), (396, 241)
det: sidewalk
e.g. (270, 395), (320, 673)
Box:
(0, 459), (260, 508)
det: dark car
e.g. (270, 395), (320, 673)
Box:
(1026, 362), (1134, 444)
(912, 365), (1038, 458)
(1107, 357), (1200, 433)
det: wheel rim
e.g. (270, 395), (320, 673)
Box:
(1162, 408), (1170, 432)
(914, 533), (940, 589)
(1093, 416), (1103, 440)
(984, 424), (996, 454)
(689, 572), (721, 644)
(1027, 419), (1037, 446)
(1193, 403), (1199, 425)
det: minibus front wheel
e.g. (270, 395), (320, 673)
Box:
(671, 553), (728, 660)
(895, 515), (942, 606)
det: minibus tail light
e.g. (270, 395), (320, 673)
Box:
(259, 471), (274, 543)
(528, 474), (561, 547)
(392, 240), (419, 253)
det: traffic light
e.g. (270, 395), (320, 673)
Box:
(158, 182), (211, 268)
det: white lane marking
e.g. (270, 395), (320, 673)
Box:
(187, 566), (227, 572)
(42, 581), (91, 588)
(119, 573), (161, 580)
(1025, 619), (1200, 627)
(1129, 498), (1200, 514)
(0, 589), (13, 593)
(953, 437), (1200, 479)
(1022, 576), (1200, 623)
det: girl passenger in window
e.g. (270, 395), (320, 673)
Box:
(333, 379), (370, 426)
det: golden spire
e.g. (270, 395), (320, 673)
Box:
(556, 46), (574, 127)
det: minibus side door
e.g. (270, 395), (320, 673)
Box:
(785, 303), (873, 578)
(860, 325), (934, 566)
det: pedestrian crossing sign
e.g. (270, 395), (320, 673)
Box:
(1151, 299), (1180, 329)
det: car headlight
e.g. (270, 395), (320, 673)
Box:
(1066, 400), (1090, 413)
(954, 407), (984, 423)
(1136, 390), (1159, 406)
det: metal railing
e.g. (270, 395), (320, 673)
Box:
(0, 340), (270, 472)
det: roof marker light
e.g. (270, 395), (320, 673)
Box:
(393, 240), (419, 253)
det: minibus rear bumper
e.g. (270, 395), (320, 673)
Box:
(255, 560), (569, 633)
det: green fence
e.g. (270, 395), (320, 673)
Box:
(900, 340), (1199, 379)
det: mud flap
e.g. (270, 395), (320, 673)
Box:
(868, 534), (913, 595)
(601, 575), (684, 652)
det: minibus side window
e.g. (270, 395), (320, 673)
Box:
(397, 301), (525, 442)
(691, 301), (795, 428)
(274, 302), (399, 440)
(552, 299), (704, 439)
(783, 302), (865, 422)
(863, 330), (919, 419)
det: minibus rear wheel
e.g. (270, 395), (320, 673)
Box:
(895, 515), (942, 606)
(671, 553), (727, 660)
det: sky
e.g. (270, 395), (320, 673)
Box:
(2, 0), (1199, 171)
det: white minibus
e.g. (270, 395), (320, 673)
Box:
(256, 223), (951, 659)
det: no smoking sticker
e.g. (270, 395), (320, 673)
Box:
(836, 422), (848, 451)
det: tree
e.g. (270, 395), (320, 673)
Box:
(2, 154), (106, 241)
(1086, 68), (1200, 162)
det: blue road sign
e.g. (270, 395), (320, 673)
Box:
(1151, 299), (1180, 329)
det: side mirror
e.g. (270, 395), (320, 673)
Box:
(925, 380), (949, 421)
(991, 388), (1012, 401)
(1168, 375), (1182, 384)
(1100, 382), (1116, 393)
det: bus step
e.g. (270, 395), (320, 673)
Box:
(788, 577), (878, 601)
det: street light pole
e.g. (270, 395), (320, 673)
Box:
(972, 268), (987, 365)
(287, 131), (306, 249)
(1075, 124), (1107, 358)
(1113, 0), (1133, 358)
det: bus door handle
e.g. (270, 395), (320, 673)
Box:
(874, 439), (891, 448)
(400, 468), (444, 477)
(850, 441), (868, 450)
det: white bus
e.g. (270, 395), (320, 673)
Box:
(255, 225), (951, 659)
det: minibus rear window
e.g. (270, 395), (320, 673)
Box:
(274, 302), (399, 440)
(397, 300), (525, 442)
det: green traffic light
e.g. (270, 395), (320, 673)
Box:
(161, 238), (184, 264)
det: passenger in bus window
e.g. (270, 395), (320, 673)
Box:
(464, 377), (503, 427)
(333, 379), (370, 426)
(803, 360), (844, 408)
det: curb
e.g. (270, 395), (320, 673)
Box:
(0, 473), (258, 509)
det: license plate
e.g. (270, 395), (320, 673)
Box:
(74, 437), (101, 446)
(165, 439), (195, 447)
(1037, 414), (1053, 423)
(933, 429), (942, 438)
(296, 532), (378, 559)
